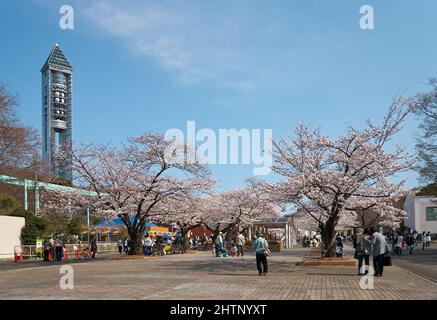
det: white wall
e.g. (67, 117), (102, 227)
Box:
(404, 195), (437, 234)
(404, 194), (416, 230)
(0, 215), (25, 259)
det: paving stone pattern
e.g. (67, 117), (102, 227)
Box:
(0, 248), (435, 300)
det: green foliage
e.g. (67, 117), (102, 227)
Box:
(0, 194), (18, 215)
(67, 216), (83, 236)
(91, 215), (103, 225)
(50, 176), (73, 187)
(416, 183), (437, 196)
(398, 220), (406, 234)
(11, 208), (49, 245)
(0, 194), (17, 209)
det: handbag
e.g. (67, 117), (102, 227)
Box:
(263, 248), (271, 257)
(382, 255), (392, 266)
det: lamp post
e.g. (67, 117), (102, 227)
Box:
(24, 179), (28, 211)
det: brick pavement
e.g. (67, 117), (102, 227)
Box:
(390, 247), (437, 282)
(0, 248), (435, 300)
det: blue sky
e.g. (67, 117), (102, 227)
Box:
(1, 0), (436, 190)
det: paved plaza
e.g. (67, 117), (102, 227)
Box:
(0, 248), (436, 300)
(390, 246), (437, 282)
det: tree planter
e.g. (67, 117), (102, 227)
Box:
(296, 257), (356, 266)
(246, 240), (282, 252)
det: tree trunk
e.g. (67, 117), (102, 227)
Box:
(319, 218), (337, 257)
(224, 223), (236, 243)
(128, 225), (144, 255)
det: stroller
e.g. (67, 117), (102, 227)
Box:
(221, 248), (229, 257)
(214, 243), (228, 257)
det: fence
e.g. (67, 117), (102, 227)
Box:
(13, 242), (119, 262)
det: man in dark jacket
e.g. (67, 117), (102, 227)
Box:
(43, 239), (52, 261)
(91, 237), (98, 259)
(55, 238), (63, 261)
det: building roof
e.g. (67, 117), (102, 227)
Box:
(253, 215), (294, 227)
(41, 44), (72, 72)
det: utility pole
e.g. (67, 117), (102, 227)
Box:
(34, 171), (40, 216)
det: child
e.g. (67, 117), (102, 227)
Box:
(230, 245), (238, 257)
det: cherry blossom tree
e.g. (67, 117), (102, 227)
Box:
(152, 191), (218, 251)
(0, 82), (40, 172)
(39, 188), (110, 236)
(272, 99), (412, 256)
(293, 202), (405, 234)
(205, 179), (279, 242)
(71, 133), (213, 255)
(410, 79), (437, 184)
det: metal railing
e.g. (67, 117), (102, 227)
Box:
(13, 242), (119, 262)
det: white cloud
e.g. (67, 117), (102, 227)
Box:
(80, 0), (295, 92)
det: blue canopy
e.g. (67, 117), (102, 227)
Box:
(96, 218), (157, 227)
(111, 217), (134, 226)
(95, 220), (119, 227)
(145, 222), (157, 227)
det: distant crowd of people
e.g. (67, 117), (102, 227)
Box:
(116, 234), (183, 256)
(353, 228), (434, 276)
(392, 231), (432, 256)
(42, 236), (97, 261)
(115, 233), (216, 256)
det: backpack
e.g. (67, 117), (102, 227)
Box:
(356, 239), (369, 255)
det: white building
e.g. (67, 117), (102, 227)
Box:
(0, 215), (25, 259)
(404, 194), (437, 235)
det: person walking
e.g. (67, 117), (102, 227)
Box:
(144, 234), (153, 256)
(368, 227), (391, 277)
(236, 232), (246, 257)
(123, 237), (129, 254)
(43, 239), (52, 261)
(117, 238), (124, 254)
(413, 231), (418, 247)
(421, 232), (427, 250)
(91, 237), (98, 259)
(55, 238), (63, 261)
(426, 232), (432, 247)
(252, 232), (269, 276)
(395, 233), (403, 256)
(406, 234), (415, 255)
(215, 232), (225, 257)
(355, 230), (371, 275)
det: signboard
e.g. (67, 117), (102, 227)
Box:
(425, 207), (437, 221)
(36, 239), (43, 249)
